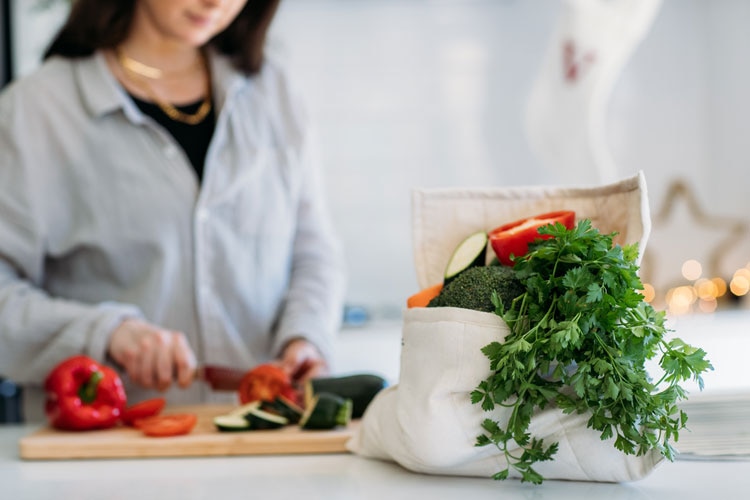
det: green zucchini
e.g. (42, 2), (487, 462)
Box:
(226, 401), (261, 416)
(444, 230), (488, 283)
(299, 392), (352, 430)
(260, 396), (304, 425)
(213, 402), (261, 432)
(305, 373), (387, 419)
(213, 401), (289, 432)
(213, 414), (252, 432)
(244, 407), (289, 430)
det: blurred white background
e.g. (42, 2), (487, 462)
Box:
(270, 0), (750, 319)
(8, 0), (750, 321)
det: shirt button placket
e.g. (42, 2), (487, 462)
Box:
(195, 206), (222, 362)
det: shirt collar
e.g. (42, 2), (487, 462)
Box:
(73, 49), (249, 120)
(205, 48), (250, 112)
(74, 51), (134, 119)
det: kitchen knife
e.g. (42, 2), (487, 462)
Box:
(196, 364), (247, 391)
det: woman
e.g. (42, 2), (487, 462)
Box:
(0, 0), (346, 421)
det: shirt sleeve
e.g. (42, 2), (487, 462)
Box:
(0, 85), (143, 386)
(265, 59), (347, 366)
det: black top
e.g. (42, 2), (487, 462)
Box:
(129, 94), (216, 182)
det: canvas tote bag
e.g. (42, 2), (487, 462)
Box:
(347, 172), (664, 481)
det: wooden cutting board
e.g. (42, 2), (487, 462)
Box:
(19, 404), (357, 460)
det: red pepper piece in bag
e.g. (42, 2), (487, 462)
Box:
(489, 210), (576, 266)
(44, 355), (127, 431)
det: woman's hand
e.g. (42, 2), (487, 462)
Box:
(279, 338), (328, 384)
(107, 318), (197, 391)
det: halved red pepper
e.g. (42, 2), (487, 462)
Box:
(489, 210), (576, 266)
(44, 355), (127, 431)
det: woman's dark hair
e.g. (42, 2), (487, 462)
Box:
(43, 0), (281, 74)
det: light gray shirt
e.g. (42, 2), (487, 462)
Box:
(0, 50), (346, 420)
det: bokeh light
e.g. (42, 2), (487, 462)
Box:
(711, 277), (728, 297)
(698, 297), (718, 313)
(681, 259), (703, 281)
(730, 274), (749, 297)
(641, 283), (655, 303)
(694, 278), (718, 300)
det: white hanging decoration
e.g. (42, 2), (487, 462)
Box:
(524, 0), (663, 185)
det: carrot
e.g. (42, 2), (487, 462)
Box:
(406, 283), (443, 308)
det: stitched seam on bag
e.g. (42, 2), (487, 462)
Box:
(414, 315), (501, 329)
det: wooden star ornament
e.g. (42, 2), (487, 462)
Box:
(639, 178), (749, 305)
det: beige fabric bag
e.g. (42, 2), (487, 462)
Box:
(347, 172), (664, 482)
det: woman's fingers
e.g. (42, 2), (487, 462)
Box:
(171, 331), (197, 388)
(108, 319), (196, 391)
(279, 338), (329, 384)
(137, 330), (160, 388)
(153, 331), (174, 391)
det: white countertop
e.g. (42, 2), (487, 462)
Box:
(3, 309), (749, 499)
(1, 423), (748, 500)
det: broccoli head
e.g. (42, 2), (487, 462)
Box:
(427, 265), (525, 313)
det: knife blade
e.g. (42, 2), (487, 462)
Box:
(196, 364), (247, 391)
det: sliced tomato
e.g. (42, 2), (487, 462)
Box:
(238, 363), (294, 405)
(489, 210), (575, 266)
(134, 413), (197, 437)
(120, 398), (166, 426)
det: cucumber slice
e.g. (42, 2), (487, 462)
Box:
(213, 414), (252, 432)
(444, 230), (488, 283)
(244, 407), (289, 430)
(300, 392), (352, 430)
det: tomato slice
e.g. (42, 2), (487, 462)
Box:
(134, 413), (198, 437)
(489, 210), (575, 266)
(120, 398), (166, 426)
(238, 363), (295, 404)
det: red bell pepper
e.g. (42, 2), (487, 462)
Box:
(489, 210), (576, 266)
(44, 355), (127, 431)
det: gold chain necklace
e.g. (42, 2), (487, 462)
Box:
(116, 49), (212, 125)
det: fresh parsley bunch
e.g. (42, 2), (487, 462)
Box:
(471, 219), (713, 484)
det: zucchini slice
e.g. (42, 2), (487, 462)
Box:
(300, 392), (352, 430)
(260, 396), (304, 425)
(213, 414), (252, 432)
(444, 230), (488, 283)
(226, 401), (261, 417)
(213, 402), (262, 432)
(305, 373), (387, 419)
(244, 407), (289, 430)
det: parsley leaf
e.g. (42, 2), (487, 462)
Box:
(473, 219), (713, 484)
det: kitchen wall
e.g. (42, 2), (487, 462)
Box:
(271, 0), (559, 320)
(269, 0), (750, 319)
(9, 0), (750, 321)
